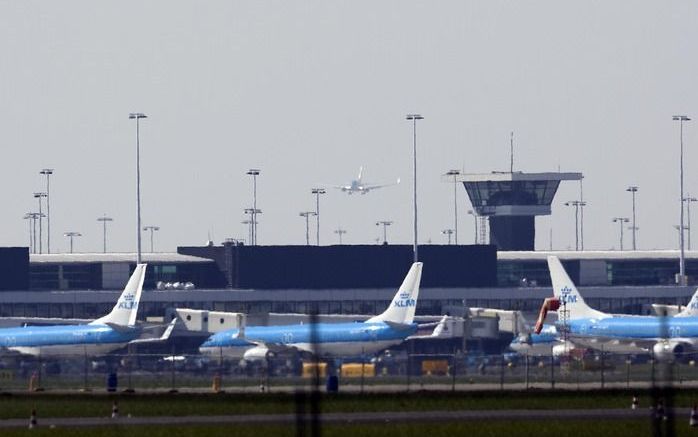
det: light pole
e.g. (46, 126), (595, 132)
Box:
(311, 188), (326, 246)
(626, 186), (639, 250)
(406, 114), (423, 262)
(33, 192), (47, 254)
(23, 213), (33, 253)
(467, 210), (478, 244)
(24, 212), (41, 253)
(334, 228), (347, 244)
(441, 229), (454, 245)
(129, 112), (147, 265)
(246, 169), (260, 245)
(64, 232), (82, 254)
(97, 215), (113, 253)
(612, 217), (629, 251)
(241, 220), (254, 244)
(564, 201), (586, 251)
(299, 211), (316, 246)
(375, 221), (393, 245)
(445, 170), (461, 245)
(244, 208), (261, 245)
(675, 225), (684, 250)
(143, 225), (160, 252)
(684, 196), (698, 251)
(674, 115), (691, 284)
(39, 169), (53, 253)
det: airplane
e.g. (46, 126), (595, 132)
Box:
(331, 166), (400, 195)
(0, 264), (171, 357)
(535, 256), (698, 360)
(509, 324), (568, 356)
(199, 262), (423, 360)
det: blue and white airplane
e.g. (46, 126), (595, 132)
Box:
(509, 324), (566, 356)
(200, 262), (423, 360)
(0, 264), (157, 357)
(541, 256), (698, 360)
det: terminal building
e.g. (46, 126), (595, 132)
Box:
(0, 245), (696, 322)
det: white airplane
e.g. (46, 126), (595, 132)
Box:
(0, 264), (174, 357)
(200, 262), (424, 360)
(331, 166), (400, 195)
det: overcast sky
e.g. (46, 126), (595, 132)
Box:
(1, 1), (697, 254)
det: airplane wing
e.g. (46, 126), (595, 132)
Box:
(128, 319), (177, 344)
(363, 178), (401, 192)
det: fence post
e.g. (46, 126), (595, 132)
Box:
(406, 343), (412, 393)
(600, 347), (605, 389)
(451, 348), (457, 392)
(127, 348), (134, 392)
(626, 357), (631, 389)
(361, 347), (365, 395)
(82, 347), (88, 391)
(550, 352), (555, 389)
(524, 354), (529, 389)
(169, 346), (177, 393)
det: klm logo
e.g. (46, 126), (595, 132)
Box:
(394, 292), (416, 308)
(560, 286), (577, 304)
(117, 294), (137, 310)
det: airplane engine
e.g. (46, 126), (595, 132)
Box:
(653, 341), (688, 362)
(552, 342), (576, 357)
(242, 346), (271, 362)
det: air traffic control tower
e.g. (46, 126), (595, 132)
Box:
(456, 171), (583, 251)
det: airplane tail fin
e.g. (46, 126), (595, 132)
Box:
(91, 264), (147, 327)
(358, 166), (364, 182)
(366, 262), (422, 325)
(676, 287), (698, 317)
(547, 256), (609, 320)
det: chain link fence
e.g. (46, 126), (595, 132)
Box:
(2, 350), (698, 393)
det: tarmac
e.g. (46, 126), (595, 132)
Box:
(0, 408), (683, 428)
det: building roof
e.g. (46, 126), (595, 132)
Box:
(454, 171), (583, 183)
(498, 250), (698, 261)
(30, 253), (213, 264)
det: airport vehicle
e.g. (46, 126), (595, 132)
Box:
(331, 166), (400, 195)
(0, 264), (165, 357)
(200, 262), (423, 360)
(535, 256), (698, 360)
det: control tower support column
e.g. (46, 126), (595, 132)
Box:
(455, 172), (582, 251)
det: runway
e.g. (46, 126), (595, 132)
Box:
(0, 408), (679, 429)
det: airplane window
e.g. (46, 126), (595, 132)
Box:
(220, 318), (225, 324)
(186, 315), (191, 321)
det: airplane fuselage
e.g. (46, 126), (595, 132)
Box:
(562, 316), (698, 341)
(0, 323), (139, 357)
(200, 321), (418, 359)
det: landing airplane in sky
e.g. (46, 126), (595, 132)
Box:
(331, 166), (400, 195)
(200, 262), (423, 360)
(535, 256), (698, 360)
(0, 264), (170, 357)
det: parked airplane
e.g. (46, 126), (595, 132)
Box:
(510, 324), (563, 356)
(199, 262), (423, 360)
(331, 166), (400, 195)
(0, 264), (168, 357)
(536, 256), (698, 360)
